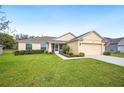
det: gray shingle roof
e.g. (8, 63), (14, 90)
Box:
(16, 36), (66, 43)
(16, 36), (56, 43)
(104, 37), (124, 44)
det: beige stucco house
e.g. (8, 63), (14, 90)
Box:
(17, 31), (105, 55)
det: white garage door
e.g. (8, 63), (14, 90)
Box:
(83, 44), (102, 55)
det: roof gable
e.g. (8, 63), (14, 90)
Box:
(68, 31), (105, 42)
(79, 31), (104, 40)
(118, 38), (124, 45)
(104, 37), (124, 44)
(55, 32), (76, 41)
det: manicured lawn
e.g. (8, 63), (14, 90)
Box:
(0, 51), (124, 87)
(111, 52), (124, 58)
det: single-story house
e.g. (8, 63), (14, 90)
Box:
(105, 37), (124, 53)
(17, 31), (105, 55)
(0, 44), (3, 55)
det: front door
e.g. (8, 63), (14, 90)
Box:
(55, 44), (58, 51)
(54, 44), (59, 53)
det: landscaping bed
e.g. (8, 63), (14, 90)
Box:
(60, 52), (84, 57)
(59, 45), (85, 57)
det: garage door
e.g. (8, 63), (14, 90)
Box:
(83, 44), (102, 55)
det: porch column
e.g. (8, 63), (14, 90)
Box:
(48, 43), (52, 52)
(58, 44), (60, 52)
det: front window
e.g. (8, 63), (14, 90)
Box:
(41, 42), (46, 50)
(26, 44), (32, 50)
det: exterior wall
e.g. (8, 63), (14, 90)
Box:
(118, 39), (124, 53)
(56, 34), (75, 41)
(32, 43), (41, 50)
(102, 43), (105, 53)
(0, 47), (3, 55)
(18, 42), (49, 51)
(105, 44), (118, 52)
(118, 45), (124, 53)
(118, 39), (124, 46)
(67, 41), (79, 55)
(18, 43), (26, 50)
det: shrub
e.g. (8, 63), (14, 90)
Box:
(79, 52), (85, 57)
(103, 51), (111, 55)
(49, 52), (53, 54)
(62, 45), (70, 54)
(68, 52), (73, 56)
(14, 51), (19, 56)
(44, 50), (48, 54)
(14, 50), (45, 56)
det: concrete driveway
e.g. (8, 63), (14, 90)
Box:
(86, 55), (124, 67)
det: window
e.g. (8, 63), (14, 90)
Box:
(26, 44), (32, 50)
(41, 42), (46, 50)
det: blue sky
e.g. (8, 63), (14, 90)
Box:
(1, 5), (124, 38)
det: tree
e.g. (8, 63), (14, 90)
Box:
(0, 6), (15, 49)
(13, 33), (29, 40)
(0, 32), (14, 49)
(0, 16), (10, 32)
(62, 45), (70, 54)
(0, 6), (11, 34)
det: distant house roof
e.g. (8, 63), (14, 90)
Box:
(68, 31), (105, 42)
(16, 36), (66, 43)
(104, 37), (124, 44)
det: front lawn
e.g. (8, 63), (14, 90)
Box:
(0, 51), (124, 87)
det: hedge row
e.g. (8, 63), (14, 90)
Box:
(60, 52), (85, 57)
(103, 51), (111, 55)
(14, 50), (48, 56)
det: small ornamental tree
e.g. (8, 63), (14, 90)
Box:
(62, 45), (70, 54)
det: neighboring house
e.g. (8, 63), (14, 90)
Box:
(0, 44), (3, 55)
(17, 31), (105, 55)
(105, 37), (124, 53)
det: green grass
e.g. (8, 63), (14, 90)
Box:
(111, 52), (124, 58)
(0, 51), (124, 87)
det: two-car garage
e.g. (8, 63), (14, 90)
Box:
(68, 31), (105, 55)
(80, 43), (103, 55)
